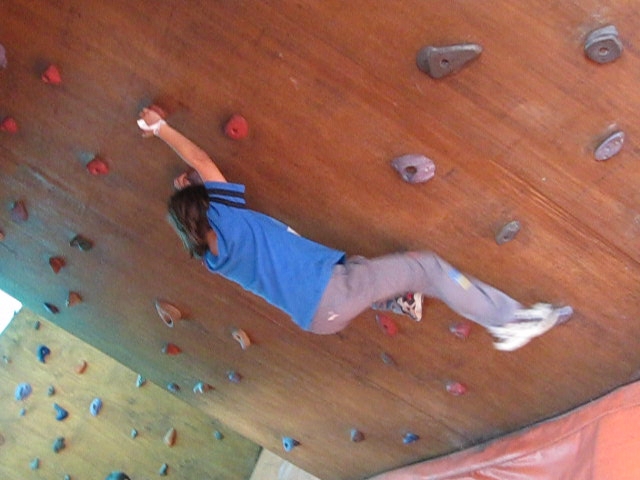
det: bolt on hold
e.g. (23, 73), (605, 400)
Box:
(495, 220), (521, 245)
(584, 25), (622, 64)
(417, 43), (482, 79)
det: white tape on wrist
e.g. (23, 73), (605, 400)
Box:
(137, 118), (167, 136)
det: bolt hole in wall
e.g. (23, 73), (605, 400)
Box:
(0, 289), (22, 335)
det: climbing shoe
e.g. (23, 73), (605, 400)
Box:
(487, 303), (574, 351)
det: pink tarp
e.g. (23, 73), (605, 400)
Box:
(370, 380), (640, 480)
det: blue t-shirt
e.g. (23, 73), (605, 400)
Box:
(203, 182), (345, 330)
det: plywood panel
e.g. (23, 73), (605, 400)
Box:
(0, 309), (260, 479)
(1, 1), (639, 479)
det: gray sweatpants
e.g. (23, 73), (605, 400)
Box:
(309, 252), (522, 334)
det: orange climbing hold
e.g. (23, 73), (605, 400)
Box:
(49, 256), (65, 273)
(162, 342), (181, 355)
(224, 114), (249, 140)
(164, 427), (177, 446)
(75, 360), (88, 374)
(86, 156), (109, 176)
(0, 116), (18, 133)
(66, 291), (82, 307)
(42, 64), (62, 85)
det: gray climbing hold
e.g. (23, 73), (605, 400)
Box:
(495, 220), (521, 245)
(391, 154), (436, 184)
(584, 25), (622, 64)
(594, 130), (625, 161)
(417, 43), (483, 79)
(282, 436), (300, 452)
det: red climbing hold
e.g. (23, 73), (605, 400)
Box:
(0, 116), (18, 133)
(449, 321), (471, 339)
(86, 156), (109, 176)
(446, 381), (468, 396)
(10, 201), (28, 222)
(162, 342), (181, 355)
(49, 256), (65, 273)
(224, 114), (249, 140)
(376, 314), (398, 336)
(42, 64), (62, 85)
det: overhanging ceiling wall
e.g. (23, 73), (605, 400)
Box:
(1, 1), (639, 479)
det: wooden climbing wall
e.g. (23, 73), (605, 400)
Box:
(0, 309), (260, 479)
(1, 1), (640, 479)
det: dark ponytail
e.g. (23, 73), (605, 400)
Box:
(167, 185), (211, 258)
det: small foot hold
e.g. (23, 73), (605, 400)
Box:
(44, 302), (60, 314)
(495, 220), (521, 245)
(42, 64), (62, 84)
(167, 382), (180, 393)
(162, 342), (181, 355)
(403, 432), (420, 444)
(54, 403), (69, 421)
(227, 370), (242, 383)
(66, 291), (82, 307)
(89, 397), (103, 416)
(391, 154), (435, 184)
(52, 436), (66, 453)
(49, 256), (65, 273)
(87, 156), (109, 175)
(75, 360), (87, 374)
(70, 234), (93, 251)
(375, 314), (398, 336)
(350, 429), (365, 443)
(193, 381), (214, 394)
(449, 321), (471, 339)
(445, 381), (467, 396)
(1, 116), (18, 133)
(15, 382), (32, 401)
(37, 345), (51, 363)
(164, 427), (177, 447)
(224, 114), (249, 140)
(282, 436), (300, 452)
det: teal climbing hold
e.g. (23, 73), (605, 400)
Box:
(159, 463), (168, 476)
(30, 458), (40, 470)
(54, 403), (69, 421)
(282, 436), (300, 452)
(53, 436), (66, 453)
(213, 430), (224, 440)
(105, 472), (131, 480)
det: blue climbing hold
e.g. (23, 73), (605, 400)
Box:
(167, 382), (180, 393)
(213, 430), (224, 440)
(30, 458), (40, 470)
(52, 436), (66, 453)
(159, 463), (168, 476)
(37, 345), (51, 363)
(90, 397), (103, 416)
(54, 403), (69, 421)
(19, 408), (26, 416)
(15, 382), (32, 400)
(282, 436), (300, 452)
(403, 432), (420, 444)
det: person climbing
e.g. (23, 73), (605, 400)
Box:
(137, 107), (573, 351)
